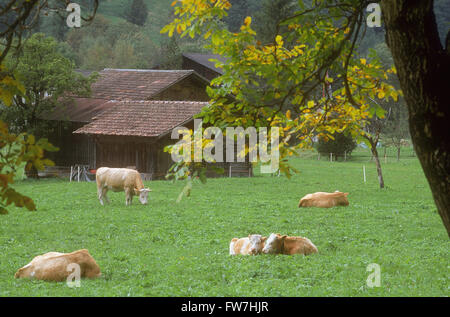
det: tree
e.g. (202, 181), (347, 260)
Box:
(1, 33), (97, 136)
(0, 0), (99, 62)
(0, 2), (98, 212)
(0, 120), (58, 214)
(161, 0), (399, 188)
(253, 0), (298, 45)
(124, 0), (148, 26)
(382, 101), (409, 161)
(222, 0), (261, 32)
(161, 1), (450, 237)
(381, 0), (450, 236)
(316, 132), (357, 161)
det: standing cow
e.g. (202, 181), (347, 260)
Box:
(96, 167), (151, 206)
(262, 233), (318, 255)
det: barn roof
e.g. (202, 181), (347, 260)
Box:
(45, 98), (114, 123)
(73, 100), (208, 138)
(46, 68), (209, 123)
(182, 53), (226, 75)
(89, 68), (198, 100)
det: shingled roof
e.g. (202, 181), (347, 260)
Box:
(89, 68), (198, 100)
(46, 68), (209, 123)
(46, 98), (114, 123)
(73, 100), (208, 138)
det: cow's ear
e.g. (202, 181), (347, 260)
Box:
(344, 193), (349, 196)
(261, 237), (267, 242)
(281, 235), (288, 240)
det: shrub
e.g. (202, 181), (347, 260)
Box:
(315, 132), (357, 160)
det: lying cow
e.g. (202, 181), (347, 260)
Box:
(96, 167), (151, 206)
(262, 233), (318, 255)
(298, 191), (349, 208)
(14, 249), (101, 282)
(229, 234), (267, 255)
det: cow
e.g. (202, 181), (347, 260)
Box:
(298, 191), (349, 208)
(14, 249), (101, 282)
(262, 233), (318, 255)
(229, 234), (267, 255)
(96, 167), (151, 206)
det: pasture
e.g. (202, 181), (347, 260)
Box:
(0, 149), (448, 296)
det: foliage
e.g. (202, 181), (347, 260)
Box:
(1, 33), (97, 135)
(0, 121), (58, 214)
(253, 0), (299, 45)
(0, 59), (58, 214)
(0, 0), (99, 64)
(316, 132), (357, 159)
(161, 0), (401, 182)
(124, 0), (149, 26)
(65, 15), (159, 70)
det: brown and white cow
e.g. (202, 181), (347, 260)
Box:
(14, 249), (101, 282)
(229, 234), (267, 255)
(262, 233), (318, 255)
(298, 191), (349, 208)
(96, 167), (151, 206)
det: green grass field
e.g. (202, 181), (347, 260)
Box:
(0, 148), (448, 296)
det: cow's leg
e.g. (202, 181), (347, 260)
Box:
(125, 188), (132, 206)
(101, 187), (110, 204)
(102, 188), (110, 204)
(98, 186), (104, 205)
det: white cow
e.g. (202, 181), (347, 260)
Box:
(229, 234), (266, 255)
(96, 167), (151, 206)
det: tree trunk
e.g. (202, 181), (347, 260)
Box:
(371, 145), (385, 189)
(381, 0), (450, 236)
(397, 146), (401, 162)
(364, 135), (385, 189)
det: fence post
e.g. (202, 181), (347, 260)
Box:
(363, 165), (366, 183)
(330, 153), (333, 162)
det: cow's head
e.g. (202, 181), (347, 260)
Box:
(14, 263), (33, 279)
(248, 234), (266, 255)
(298, 198), (311, 207)
(262, 233), (287, 254)
(138, 188), (152, 205)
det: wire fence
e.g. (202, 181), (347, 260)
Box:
(297, 146), (417, 163)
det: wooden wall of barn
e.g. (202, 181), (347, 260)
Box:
(94, 136), (156, 174)
(47, 121), (94, 167)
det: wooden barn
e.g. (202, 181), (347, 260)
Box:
(44, 68), (252, 179)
